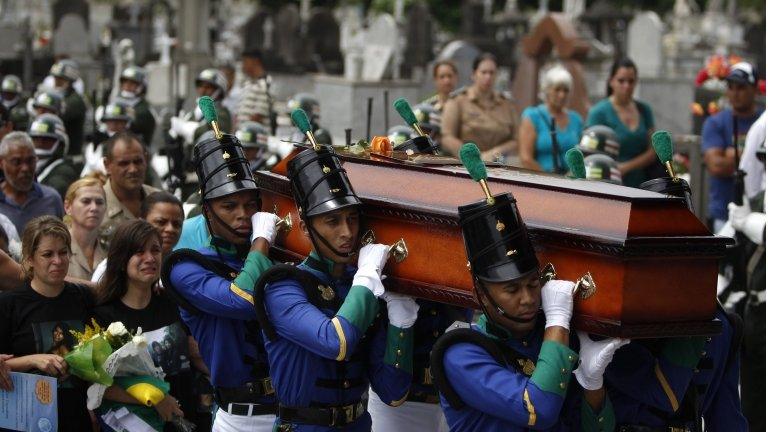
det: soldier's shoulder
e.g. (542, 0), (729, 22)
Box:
(449, 87), (469, 100)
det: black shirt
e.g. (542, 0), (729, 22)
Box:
(0, 281), (95, 430)
(93, 292), (197, 426)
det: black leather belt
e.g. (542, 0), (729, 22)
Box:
(215, 378), (275, 406)
(618, 425), (692, 432)
(278, 401), (366, 427)
(407, 391), (440, 404)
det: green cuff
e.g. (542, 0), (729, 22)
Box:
(530, 341), (578, 397)
(661, 336), (707, 369)
(384, 325), (414, 373)
(233, 251), (272, 293)
(337, 285), (380, 332)
(580, 393), (615, 432)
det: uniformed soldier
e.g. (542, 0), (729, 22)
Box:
(161, 131), (281, 431)
(170, 68), (232, 148)
(578, 125), (621, 159)
(253, 142), (418, 431)
(82, 100), (135, 177)
(27, 113), (78, 199)
(30, 90), (65, 117)
(117, 65), (156, 146)
(286, 93), (332, 146)
(235, 121), (273, 172)
(584, 154), (623, 185)
(430, 145), (627, 431)
(605, 307), (748, 431)
(50, 60), (87, 156)
(1, 75), (30, 131)
(441, 54), (518, 160)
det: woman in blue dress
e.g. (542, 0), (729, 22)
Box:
(518, 65), (583, 173)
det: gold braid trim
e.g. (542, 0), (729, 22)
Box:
(331, 317), (347, 361)
(654, 360), (680, 411)
(229, 283), (254, 304)
(523, 389), (536, 426)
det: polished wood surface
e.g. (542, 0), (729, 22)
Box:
(260, 148), (729, 337)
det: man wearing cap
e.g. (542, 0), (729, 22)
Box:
(430, 191), (626, 431)
(50, 60), (86, 156)
(117, 66), (156, 146)
(27, 113), (78, 199)
(162, 131), (281, 431)
(1, 75), (30, 131)
(170, 68), (232, 148)
(702, 62), (764, 231)
(254, 145), (417, 431)
(82, 100), (135, 177)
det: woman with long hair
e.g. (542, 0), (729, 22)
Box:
(64, 176), (108, 280)
(585, 58), (658, 187)
(0, 216), (93, 429)
(93, 219), (191, 430)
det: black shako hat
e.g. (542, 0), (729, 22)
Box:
(194, 133), (259, 201)
(639, 177), (694, 212)
(459, 192), (539, 283)
(394, 135), (439, 154)
(287, 145), (362, 218)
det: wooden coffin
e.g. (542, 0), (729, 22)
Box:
(256, 150), (730, 338)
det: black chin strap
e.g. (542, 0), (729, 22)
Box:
(302, 209), (363, 263)
(203, 203), (252, 241)
(475, 279), (538, 325)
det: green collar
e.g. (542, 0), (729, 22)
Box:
(206, 235), (239, 257)
(305, 250), (337, 274)
(477, 314), (515, 341)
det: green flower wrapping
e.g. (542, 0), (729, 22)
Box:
(64, 335), (114, 386)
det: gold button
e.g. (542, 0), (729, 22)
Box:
(395, 363), (400, 368)
(561, 368), (566, 374)
(559, 382), (566, 389)
(396, 349), (402, 356)
(522, 340), (528, 347)
(343, 380), (350, 388)
(598, 417), (604, 423)
(706, 337), (712, 342)
(701, 351), (707, 357)
(399, 332), (405, 338)
(568, 355), (575, 362)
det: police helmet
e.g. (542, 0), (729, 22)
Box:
(32, 91), (64, 116)
(28, 113), (69, 149)
(120, 66), (149, 94)
(101, 101), (135, 124)
(584, 154), (622, 185)
(579, 125), (620, 158)
(49, 60), (80, 82)
(235, 122), (269, 149)
(1, 75), (23, 95)
(387, 125), (415, 147)
(195, 68), (228, 100)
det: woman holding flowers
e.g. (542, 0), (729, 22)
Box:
(94, 219), (194, 431)
(0, 215), (94, 429)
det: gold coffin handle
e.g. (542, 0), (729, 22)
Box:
(361, 230), (409, 263)
(540, 262), (597, 300)
(272, 204), (293, 233)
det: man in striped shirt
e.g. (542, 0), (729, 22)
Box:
(237, 50), (274, 132)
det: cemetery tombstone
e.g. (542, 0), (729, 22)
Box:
(628, 11), (664, 78)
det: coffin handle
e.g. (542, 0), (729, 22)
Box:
(362, 230), (409, 263)
(540, 263), (596, 300)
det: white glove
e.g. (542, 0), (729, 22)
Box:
(170, 116), (199, 144)
(352, 244), (390, 297)
(728, 202), (766, 245)
(250, 212), (280, 244)
(541, 279), (575, 330)
(573, 332), (629, 390)
(380, 292), (419, 328)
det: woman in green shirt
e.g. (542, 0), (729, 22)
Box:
(586, 58), (658, 187)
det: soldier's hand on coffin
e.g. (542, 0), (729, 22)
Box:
(573, 332), (629, 390)
(728, 201), (766, 245)
(250, 212), (281, 244)
(352, 243), (390, 297)
(380, 292), (419, 328)
(541, 279), (575, 330)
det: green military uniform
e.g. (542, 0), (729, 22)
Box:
(130, 98), (156, 146)
(61, 88), (87, 156)
(8, 103), (29, 131)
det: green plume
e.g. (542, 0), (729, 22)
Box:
(291, 108), (312, 134)
(459, 142), (487, 182)
(198, 96), (217, 123)
(393, 98), (418, 125)
(565, 147), (586, 179)
(651, 130), (674, 163)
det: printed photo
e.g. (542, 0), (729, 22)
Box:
(143, 322), (191, 375)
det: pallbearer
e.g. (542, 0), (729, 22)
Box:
(252, 108), (417, 431)
(161, 97), (282, 431)
(430, 143), (627, 432)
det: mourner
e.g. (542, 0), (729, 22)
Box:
(162, 122), (281, 431)
(256, 124), (417, 431)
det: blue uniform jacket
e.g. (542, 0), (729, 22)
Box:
(263, 254), (413, 431)
(606, 308), (747, 431)
(440, 315), (612, 432)
(168, 240), (274, 404)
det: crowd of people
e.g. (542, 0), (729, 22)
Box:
(0, 47), (763, 432)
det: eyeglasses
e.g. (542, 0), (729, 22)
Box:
(3, 156), (37, 167)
